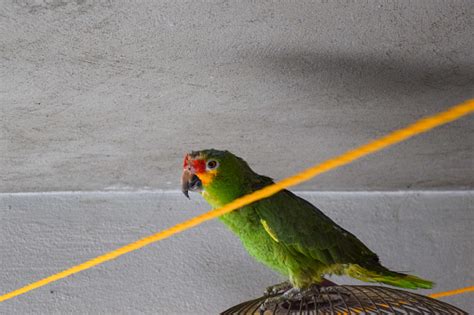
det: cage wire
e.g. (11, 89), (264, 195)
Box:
(221, 285), (467, 315)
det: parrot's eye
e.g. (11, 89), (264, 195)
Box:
(206, 160), (219, 170)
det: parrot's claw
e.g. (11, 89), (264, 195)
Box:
(260, 285), (348, 312)
(264, 281), (292, 296)
(260, 287), (303, 311)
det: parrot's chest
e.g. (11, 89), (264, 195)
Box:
(218, 206), (289, 275)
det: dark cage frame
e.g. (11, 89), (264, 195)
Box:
(221, 285), (467, 315)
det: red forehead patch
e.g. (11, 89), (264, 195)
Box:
(183, 154), (206, 173)
(192, 159), (206, 173)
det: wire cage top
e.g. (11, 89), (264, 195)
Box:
(221, 285), (467, 315)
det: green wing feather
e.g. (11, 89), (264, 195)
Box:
(252, 187), (379, 267)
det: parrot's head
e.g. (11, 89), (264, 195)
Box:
(181, 149), (256, 207)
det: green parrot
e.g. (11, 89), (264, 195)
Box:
(181, 149), (433, 296)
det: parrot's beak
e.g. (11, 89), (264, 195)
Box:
(181, 168), (202, 199)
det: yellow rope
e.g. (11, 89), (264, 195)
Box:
(0, 99), (473, 303)
(428, 285), (474, 299)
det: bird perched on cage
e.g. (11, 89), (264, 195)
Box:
(181, 149), (433, 304)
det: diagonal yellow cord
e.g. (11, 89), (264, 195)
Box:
(1, 99), (473, 303)
(428, 285), (474, 299)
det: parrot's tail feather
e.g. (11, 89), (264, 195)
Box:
(346, 264), (434, 289)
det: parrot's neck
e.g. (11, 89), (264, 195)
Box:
(201, 174), (273, 209)
(201, 187), (245, 208)
(201, 191), (223, 208)
(200, 177), (252, 208)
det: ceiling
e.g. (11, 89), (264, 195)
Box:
(1, 1), (473, 192)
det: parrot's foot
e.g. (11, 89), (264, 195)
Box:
(260, 285), (348, 313)
(264, 281), (292, 296)
(260, 287), (304, 311)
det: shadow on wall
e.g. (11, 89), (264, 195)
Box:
(246, 50), (474, 107)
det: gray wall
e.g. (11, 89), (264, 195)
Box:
(1, 0), (473, 192)
(1, 1), (473, 314)
(1, 191), (473, 313)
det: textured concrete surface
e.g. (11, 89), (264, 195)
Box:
(1, 1), (473, 193)
(1, 191), (472, 313)
(1, 1), (473, 314)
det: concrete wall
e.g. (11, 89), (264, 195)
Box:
(1, 1), (473, 314)
(1, 191), (472, 313)
(1, 0), (473, 193)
